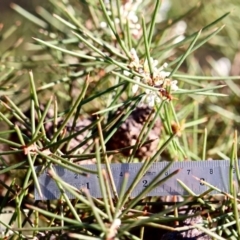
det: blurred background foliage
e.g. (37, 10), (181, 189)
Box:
(169, 0), (240, 60)
(2, 0), (240, 69)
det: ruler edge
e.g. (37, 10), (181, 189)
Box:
(34, 160), (239, 200)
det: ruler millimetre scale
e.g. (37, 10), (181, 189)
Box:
(35, 160), (238, 200)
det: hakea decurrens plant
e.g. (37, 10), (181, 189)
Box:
(125, 48), (178, 107)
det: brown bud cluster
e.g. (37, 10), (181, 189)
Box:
(106, 104), (161, 158)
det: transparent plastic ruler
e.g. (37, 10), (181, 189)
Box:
(35, 160), (238, 200)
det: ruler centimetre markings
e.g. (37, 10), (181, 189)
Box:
(34, 160), (238, 200)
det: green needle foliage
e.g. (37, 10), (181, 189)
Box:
(0, 0), (240, 239)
